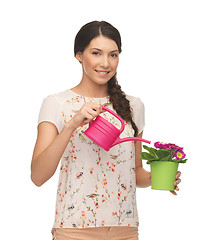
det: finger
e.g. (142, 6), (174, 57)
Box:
(89, 102), (102, 112)
(82, 112), (94, 123)
(80, 107), (94, 121)
(176, 171), (181, 178)
(83, 105), (103, 123)
(100, 107), (106, 113)
(82, 103), (100, 114)
(174, 178), (181, 186)
(170, 190), (177, 195)
(93, 106), (103, 115)
(87, 106), (104, 120)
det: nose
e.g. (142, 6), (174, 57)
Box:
(100, 56), (109, 68)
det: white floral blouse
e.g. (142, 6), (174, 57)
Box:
(38, 89), (145, 229)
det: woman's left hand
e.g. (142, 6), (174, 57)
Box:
(170, 171), (181, 195)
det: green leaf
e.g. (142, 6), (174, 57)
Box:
(156, 149), (172, 161)
(146, 160), (158, 164)
(140, 152), (157, 161)
(160, 156), (172, 161)
(177, 159), (188, 163)
(143, 145), (158, 159)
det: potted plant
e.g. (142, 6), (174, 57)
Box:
(140, 142), (187, 191)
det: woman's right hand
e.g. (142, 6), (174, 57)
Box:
(66, 102), (104, 129)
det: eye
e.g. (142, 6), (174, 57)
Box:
(92, 51), (100, 56)
(111, 53), (118, 58)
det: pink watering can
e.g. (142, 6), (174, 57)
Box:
(84, 106), (151, 151)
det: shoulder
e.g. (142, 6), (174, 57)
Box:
(125, 94), (144, 111)
(47, 89), (71, 100)
(42, 89), (72, 105)
(38, 90), (71, 133)
(39, 90), (73, 116)
(126, 94), (145, 133)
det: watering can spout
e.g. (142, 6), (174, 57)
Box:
(112, 137), (151, 148)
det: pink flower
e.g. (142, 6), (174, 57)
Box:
(155, 142), (183, 151)
(162, 144), (172, 150)
(174, 150), (186, 160)
(154, 142), (161, 148)
(154, 142), (171, 150)
(168, 143), (183, 151)
(154, 142), (167, 149)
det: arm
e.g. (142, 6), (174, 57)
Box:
(31, 121), (76, 187)
(135, 131), (151, 188)
(31, 102), (103, 187)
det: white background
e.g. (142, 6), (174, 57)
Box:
(1, 0), (213, 239)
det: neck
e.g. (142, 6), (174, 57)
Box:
(72, 81), (109, 98)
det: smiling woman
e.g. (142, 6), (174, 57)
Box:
(31, 20), (181, 240)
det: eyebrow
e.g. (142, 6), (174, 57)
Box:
(90, 48), (119, 53)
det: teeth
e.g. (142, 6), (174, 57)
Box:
(96, 70), (109, 74)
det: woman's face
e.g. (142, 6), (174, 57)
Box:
(76, 35), (119, 86)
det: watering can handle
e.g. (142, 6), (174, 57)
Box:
(101, 106), (125, 133)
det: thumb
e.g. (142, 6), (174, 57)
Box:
(100, 108), (106, 113)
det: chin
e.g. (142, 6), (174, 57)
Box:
(93, 77), (112, 85)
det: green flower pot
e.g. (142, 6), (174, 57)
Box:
(150, 161), (179, 191)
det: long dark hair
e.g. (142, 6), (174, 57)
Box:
(74, 21), (138, 136)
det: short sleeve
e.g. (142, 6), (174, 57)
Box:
(38, 95), (61, 133)
(131, 97), (145, 134)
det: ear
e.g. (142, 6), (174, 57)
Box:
(75, 52), (83, 64)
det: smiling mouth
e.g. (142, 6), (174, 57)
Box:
(95, 70), (110, 75)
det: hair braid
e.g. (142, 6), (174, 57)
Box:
(107, 75), (139, 137)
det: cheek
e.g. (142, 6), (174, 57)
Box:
(84, 55), (98, 68)
(111, 59), (119, 71)
(82, 59), (91, 74)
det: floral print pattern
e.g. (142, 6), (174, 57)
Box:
(38, 90), (145, 229)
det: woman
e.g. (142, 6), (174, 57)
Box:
(31, 21), (181, 240)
